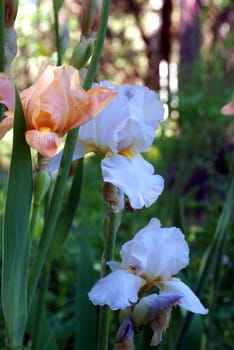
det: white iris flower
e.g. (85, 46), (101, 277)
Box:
(88, 218), (208, 315)
(73, 81), (165, 209)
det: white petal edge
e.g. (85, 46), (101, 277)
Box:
(88, 269), (146, 310)
(101, 154), (164, 209)
(160, 279), (208, 315)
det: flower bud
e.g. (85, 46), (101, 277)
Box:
(103, 182), (124, 213)
(70, 39), (94, 69)
(150, 309), (171, 346)
(131, 294), (181, 330)
(33, 170), (51, 206)
(80, 0), (102, 38)
(115, 314), (134, 350)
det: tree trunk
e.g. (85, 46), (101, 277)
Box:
(179, 0), (201, 68)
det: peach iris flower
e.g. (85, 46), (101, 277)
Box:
(0, 73), (15, 139)
(20, 61), (117, 157)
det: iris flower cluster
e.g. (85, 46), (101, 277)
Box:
(0, 63), (208, 347)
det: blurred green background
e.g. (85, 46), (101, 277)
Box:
(1, 0), (234, 349)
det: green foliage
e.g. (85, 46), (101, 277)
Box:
(2, 89), (33, 348)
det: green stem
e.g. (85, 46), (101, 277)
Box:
(30, 203), (41, 237)
(52, 0), (62, 65)
(97, 183), (123, 350)
(28, 128), (78, 304)
(82, 0), (111, 90)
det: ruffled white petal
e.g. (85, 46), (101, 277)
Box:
(123, 84), (164, 132)
(88, 270), (146, 310)
(101, 154), (164, 209)
(120, 218), (189, 280)
(115, 116), (156, 153)
(160, 279), (208, 315)
(76, 82), (164, 158)
(75, 89), (130, 156)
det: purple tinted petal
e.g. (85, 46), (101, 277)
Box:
(132, 293), (182, 327)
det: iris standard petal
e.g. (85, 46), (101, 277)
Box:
(120, 218), (189, 280)
(101, 154), (164, 209)
(76, 89), (130, 155)
(88, 269), (146, 310)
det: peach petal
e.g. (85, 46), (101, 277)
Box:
(63, 87), (118, 133)
(0, 115), (14, 139)
(87, 86), (118, 116)
(221, 101), (234, 116)
(25, 130), (61, 157)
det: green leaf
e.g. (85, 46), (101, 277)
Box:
(53, 0), (63, 12)
(75, 233), (98, 349)
(46, 159), (83, 263)
(27, 269), (58, 350)
(1, 88), (33, 348)
(175, 177), (234, 350)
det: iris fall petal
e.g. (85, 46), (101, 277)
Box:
(102, 154), (164, 209)
(160, 279), (208, 315)
(88, 269), (146, 310)
(25, 130), (62, 158)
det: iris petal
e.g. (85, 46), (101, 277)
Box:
(160, 279), (208, 315)
(25, 130), (61, 157)
(101, 154), (164, 209)
(88, 269), (146, 310)
(120, 218), (189, 280)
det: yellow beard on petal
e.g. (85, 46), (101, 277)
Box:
(118, 148), (134, 159)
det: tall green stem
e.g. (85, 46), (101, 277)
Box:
(97, 183), (123, 350)
(83, 0), (111, 90)
(28, 128), (78, 304)
(52, 0), (62, 65)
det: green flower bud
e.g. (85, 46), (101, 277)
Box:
(70, 39), (94, 70)
(33, 170), (51, 206)
(80, 0), (102, 38)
